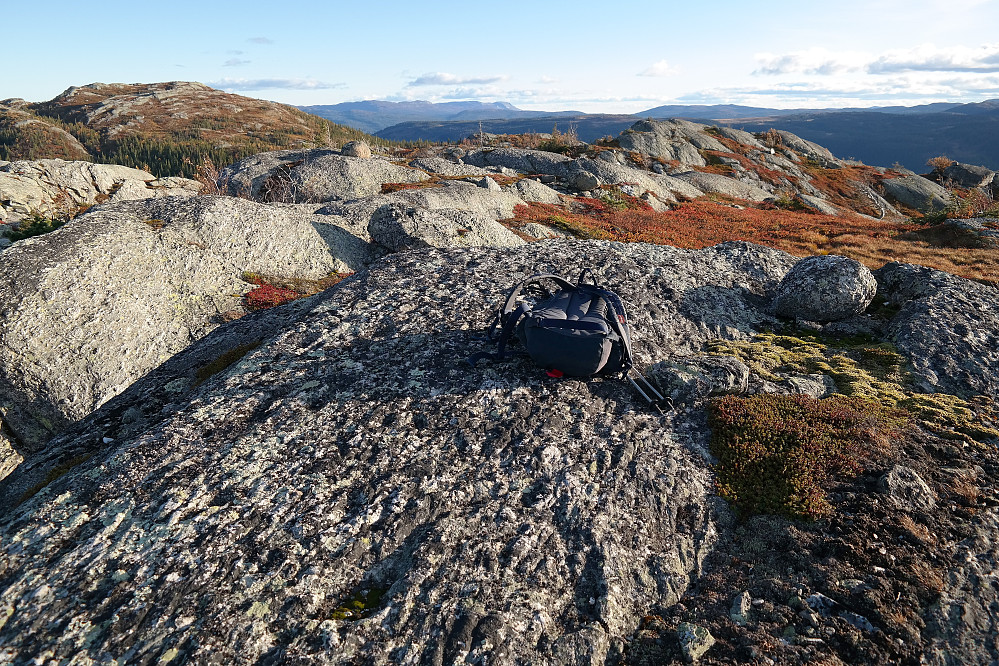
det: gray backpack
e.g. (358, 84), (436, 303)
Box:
(469, 270), (669, 412)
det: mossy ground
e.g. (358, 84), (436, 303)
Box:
(18, 453), (92, 505)
(193, 341), (262, 388)
(329, 587), (386, 621)
(704, 331), (999, 522)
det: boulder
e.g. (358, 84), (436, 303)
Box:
(408, 157), (490, 177)
(290, 153), (428, 202)
(462, 147), (573, 176)
(0, 159), (201, 225)
(514, 177), (563, 205)
(942, 162), (994, 189)
(478, 175), (502, 192)
(776, 131), (839, 164)
(772, 255), (878, 323)
(368, 203), (525, 252)
(566, 157), (704, 203)
(0, 425), (20, 484)
(713, 127), (765, 150)
(571, 170), (600, 191)
(880, 175), (954, 212)
(341, 140), (372, 159)
(222, 149), (429, 203)
(0, 196), (350, 453)
(674, 170), (774, 202)
(319, 179), (525, 227)
(616, 119), (726, 167)
(0, 240), (807, 664)
(876, 262), (999, 396)
(649, 355), (751, 405)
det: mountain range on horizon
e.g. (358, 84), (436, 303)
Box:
(3, 81), (998, 176)
(304, 97), (999, 172)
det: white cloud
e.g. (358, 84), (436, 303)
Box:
(639, 60), (679, 77)
(407, 72), (508, 87)
(209, 78), (346, 91)
(678, 72), (999, 107)
(754, 43), (999, 77)
(223, 58), (251, 67)
(248, 36), (274, 45)
(754, 48), (868, 76)
(868, 43), (999, 73)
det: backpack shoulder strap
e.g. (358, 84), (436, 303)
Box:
(468, 274), (576, 366)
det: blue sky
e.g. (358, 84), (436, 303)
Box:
(5, 0), (999, 112)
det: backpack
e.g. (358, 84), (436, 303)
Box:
(468, 270), (671, 413)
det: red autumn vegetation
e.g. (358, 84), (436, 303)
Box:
(507, 197), (999, 284)
(242, 271), (352, 311)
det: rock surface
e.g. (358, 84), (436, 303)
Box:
(0, 159), (201, 225)
(341, 140), (372, 159)
(616, 119), (727, 167)
(674, 170), (774, 202)
(0, 240), (810, 664)
(0, 196), (348, 453)
(221, 149), (429, 203)
(941, 162), (994, 189)
(880, 174), (954, 212)
(876, 262), (999, 396)
(773, 255), (878, 323)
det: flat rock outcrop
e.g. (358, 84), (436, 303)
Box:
(0, 159), (201, 225)
(222, 149), (429, 203)
(880, 174), (954, 212)
(0, 240), (805, 664)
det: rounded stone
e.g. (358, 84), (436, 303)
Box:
(571, 171), (600, 191)
(341, 141), (372, 159)
(772, 255), (877, 322)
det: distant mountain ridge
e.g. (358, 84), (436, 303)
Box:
(366, 99), (999, 171)
(0, 82), (386, 177)
(299, 100), (583, 134)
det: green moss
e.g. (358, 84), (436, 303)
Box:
(899, 393), (999, 445)
(3, 214), (67, 242)
(706, 333), (908, 403)
(708, 394), (908, 520)
(330, 587), (386, 621)
(192, 341), (261, 388)
(18, 453), (93, 504)
(705, 331), (998, 521)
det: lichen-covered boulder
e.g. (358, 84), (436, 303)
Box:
(772, 255), (877, 323)
(875, 262), (999, 396)
(340, 140), (372, 159)
(880, 174), (954, 212)
(0, 159), (201, 225)
(0, 195), (350, 453)
(222, 149), (429, 203)
(616, 119), (726, 167)
(368, 203), (525, 251)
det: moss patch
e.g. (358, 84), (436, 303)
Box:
(193, 341), (261, 388)
(706, 333), (908, 404)
(18, 453), (93, 505)
(330, 587), (386, 621)
(708, 394), (908, 520)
